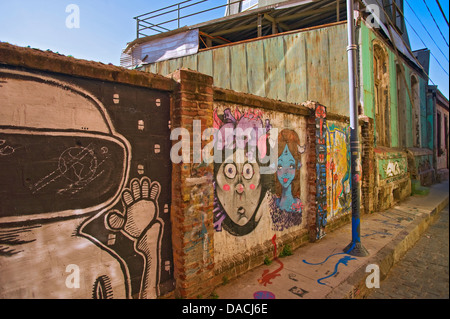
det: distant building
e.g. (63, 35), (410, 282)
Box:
(429, 86), (449, 181)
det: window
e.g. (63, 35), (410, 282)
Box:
(411, 74), (421, 147)
(396, 64), (407, 148)
(445, 115), (448, 151)
(437, 111), (442, 154)
(373, 42), (390, 147)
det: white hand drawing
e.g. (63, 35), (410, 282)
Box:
(106, 177), (163, 299)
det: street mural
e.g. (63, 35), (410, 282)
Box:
(326, 122), (351, 219)
(269, 129), (306, 231)
(315, 104), (328, 239)
(212, 108), (273, 236)
(0, 68), (173, 299)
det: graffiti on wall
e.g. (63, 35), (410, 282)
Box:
(269, 129), (306, 231)
(326, 123), (351, 219)
(0, 68), (173, 299)
(103, 176), (164, 299)
(212, 107), (309, 235)
(212, 108), (273, 236)
(379, 157), (407, 183)
(315, 105), (327, 240)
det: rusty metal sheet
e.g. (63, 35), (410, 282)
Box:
(229, 45), (248, 93)
(263, 36), (287, 101)
(328, 23), (349, 115)
(182, 54), (198, 71)
(304, 27), (331, 107)
(213, 47), (231, 90)
(160, 60), (172, 76)
(197, 50), (214, 77)
(245, 41), (266, 97)
(283, 32), (307, 104)
(168, 58), (183, 76)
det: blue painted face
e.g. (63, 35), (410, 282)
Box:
(277, 145), (296, 189)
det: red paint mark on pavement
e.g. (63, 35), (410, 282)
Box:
(258, 235), (284, 286)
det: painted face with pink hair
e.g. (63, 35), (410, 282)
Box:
(213, 108), (272, 236)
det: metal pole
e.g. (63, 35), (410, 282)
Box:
(178, 4), (180, 29)
(344, 0), (369, 257)
(136, 18), (139, 39)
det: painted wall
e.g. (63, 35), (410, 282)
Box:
(210, 100), (354, 269)
(211, 103), (309, 264)
(326, 121), (351, 220)
(0, 67), (173, 299)
(374, 148), (410, 211)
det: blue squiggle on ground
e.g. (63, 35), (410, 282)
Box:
(302, 252), (347, 265)
(316, 255), (357, 285)
(303, 253), (357, 285)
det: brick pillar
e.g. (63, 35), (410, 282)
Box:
(169, 69), (215, 299)
(360, 116), (375, 215)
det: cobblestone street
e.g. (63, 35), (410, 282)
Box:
(368, 204), (449, 299)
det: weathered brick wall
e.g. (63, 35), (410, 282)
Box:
(168, 69), (215, 299)
(361, 116), (375, 215)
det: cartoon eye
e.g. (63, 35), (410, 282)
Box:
(243, 163), (254, 180)
(224, 163), (237, 179)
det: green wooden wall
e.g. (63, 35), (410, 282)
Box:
(145, 23), (350, 115)
(360, 23), (429, 149)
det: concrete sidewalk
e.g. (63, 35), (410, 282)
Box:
(215, 181), (449, 299)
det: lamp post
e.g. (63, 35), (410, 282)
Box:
(344, 0), (369, 257)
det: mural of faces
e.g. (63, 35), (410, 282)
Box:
(213, 107), (272, 236)
(216, 152), (262, 226)
(277, 144), (297, 191)
(275, 129), (304, 212)
(270, 129), (305, 231)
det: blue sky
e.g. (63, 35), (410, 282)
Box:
(0, 0), (448, 98)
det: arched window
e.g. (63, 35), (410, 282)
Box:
(410, 74), (421, 147)
(396, 64), (407, 148)
(373, 42), (390, 147)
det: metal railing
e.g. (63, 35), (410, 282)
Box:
(134, 0), (250, 38)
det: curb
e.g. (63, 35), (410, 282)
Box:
(326, 195), (449, 299)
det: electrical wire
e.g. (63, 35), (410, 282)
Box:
(422, 0), (449, 47)
(404, 0), (449, 63)
(372, 0), (442, 84)
(404, 16), (449, 77)
(435, 0), (449, 26)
